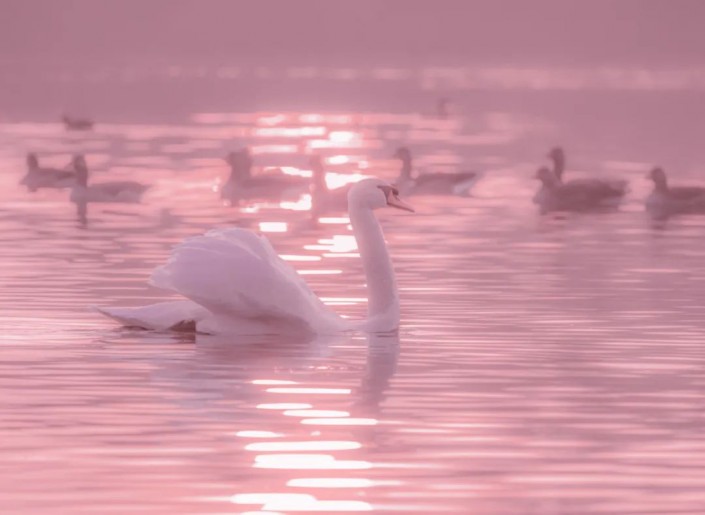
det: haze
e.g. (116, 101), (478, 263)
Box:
(2, 0), (705, 66)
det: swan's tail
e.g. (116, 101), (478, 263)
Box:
(93, 300), (206, 331)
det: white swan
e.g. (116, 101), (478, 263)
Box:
(20, 153), (76, 191)
(70, 155), (149, 204)
(221, 148), (308, 201)
(96, 178), (414, 335)
(394, 147), (480, 196)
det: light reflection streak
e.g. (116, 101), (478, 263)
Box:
(283, 409), (350, 418)
(259, 222), (288, 233)
(252, 380), (298, 385)
(287, 478), (402, 488)
(254, 454), (371, 470)
(235, 431), (284, 438)
(245, 441), (361, 452)
(256, 403), (313, 410)
(265, 387), (351, 395)
(300, 418), (378, 426)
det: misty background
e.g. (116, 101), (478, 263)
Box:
(2, 0), (705, 66)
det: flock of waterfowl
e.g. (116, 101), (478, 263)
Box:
(20, 126), (705, 222)
(15, 115), (705, 335)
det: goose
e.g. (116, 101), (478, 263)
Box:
(534, 166), (626, 213)
(646, 167), (705, 218)
(394, 147), (480, 196)
(310, 155), (353, 217)
(70, 155), (149, 204)
(547, 146), (628, 198)
(220, 148), (308, 201)
(62, 114), (94, 131)
(95, 178), (414, 335)
(20, 153), (76, 191)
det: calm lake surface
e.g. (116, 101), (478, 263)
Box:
(1, 67), (705, 514)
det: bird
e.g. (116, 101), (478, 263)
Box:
(646, 167), (705, 218)
(533, 166), (626, 213)
(221, 148), (309, 202)
(95, 178), (414, 335)
(309, 155), (353, 217)
(69, 155), (149, 204)
(393, 147), (480, 196)
(20, 153), (76, 191)
(547, 146), (628, 198)
(62, 114), (94, 131)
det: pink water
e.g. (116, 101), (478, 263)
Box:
(1, 72), (705, 514)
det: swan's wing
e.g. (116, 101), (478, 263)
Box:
(94, 300), (208, 331)
(150, 228), (341, 332)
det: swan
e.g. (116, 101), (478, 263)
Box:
(547, 146), (628, 198)
(394, 147), (480, 196)
(96, 178), (414, 335)
(310, 155), (353, 217)
(646, 167), (705, 218)
(62, 114), (94, 131)
(534, 167), (626, 213)
(70, 155), (149, 203)
(221, 148), (308, 201)
(20, 153), (76, 191)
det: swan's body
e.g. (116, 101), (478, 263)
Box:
(20, 153), (75, 191)
(221, 149), (308, 201)
(62, 115), (94, 131)
(310, 155), (353, 217)
(646, 167), (705, 219)
(394, 147), (480, 196)
(70, 155), (149, 203)
(546, 146), (628, 203)
(97, 178), (414, 335)
(534, 167), (626, 213)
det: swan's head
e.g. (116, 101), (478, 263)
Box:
(26, 153), (39, 169)
(535, 166), (559, 187)
(648, 167), (668, 189)
(393, 147), (412, 162)
(348, 178), (414, 213)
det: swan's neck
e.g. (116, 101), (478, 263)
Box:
(349, 205), (399, 330)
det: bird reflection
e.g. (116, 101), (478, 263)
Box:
(352, 330), (400, 417)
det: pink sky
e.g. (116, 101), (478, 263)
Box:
(2, 0), (705, 66)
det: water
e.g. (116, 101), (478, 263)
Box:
(2, 68), (705, 514)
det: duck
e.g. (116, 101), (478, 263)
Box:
(220, 148), (308, 202)
(70, 155), (149, 204)
(394, 147), (480, 196)
(646, 167), (705, 218)
(310, 155), (353, 217)
(20, 153), (76, 191)
(62, 114), (94, 131)
(534, 166), (626, 213)
(95, 178), (414, 335)
(547, 146), (628, 198)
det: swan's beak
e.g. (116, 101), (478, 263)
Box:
(387, 193), (415, 213)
